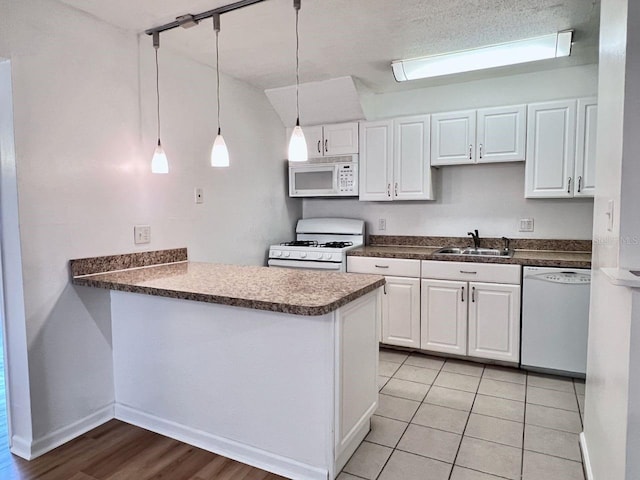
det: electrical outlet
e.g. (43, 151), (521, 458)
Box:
(134, 225), (151, 244)
(378, 218), (387, 231)
(519, 218), (534, 232)
(195, 187), (204, 204)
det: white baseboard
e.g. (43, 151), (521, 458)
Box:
(115, 403), (328, 480)
(12, 404), (114, 460)
(580, 432), (594, 480)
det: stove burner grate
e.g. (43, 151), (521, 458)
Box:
(280, 240), (319, 247)
(320, 241), (354, 249)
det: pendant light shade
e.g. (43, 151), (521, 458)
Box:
(151, 32), (168, 174)
(288, 0), (307, 162)
(211, 129), (230, 167)
(211, 14), (230, 168)
(151, 139), (169, 174)
(288, 123), (308, 162)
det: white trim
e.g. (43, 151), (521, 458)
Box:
(602, 267), (640, 288)
(115, 403), (328, 480)
(580, 432), (594, 480)
(18, 404), (114, 460)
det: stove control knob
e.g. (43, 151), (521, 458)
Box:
(315, 252), (323, 259)
(272, 250), (282, 257)
(283, 251), (290, 258)
(300, 252), (307, 258)
(323, 253), (332, 260)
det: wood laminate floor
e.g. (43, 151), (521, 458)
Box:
(0, 419), (289, 480)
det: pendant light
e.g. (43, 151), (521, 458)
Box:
(151, 32), (169, 174)
(211, 14), (230, 167)
(288, 0), (308, 162)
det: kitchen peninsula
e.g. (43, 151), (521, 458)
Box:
(70, 248), (385, 480)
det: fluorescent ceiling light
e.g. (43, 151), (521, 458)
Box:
(392, 31), (573, 82)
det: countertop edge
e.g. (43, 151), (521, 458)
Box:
(73, 274), (386, 316)
(602, 268), (640, 288)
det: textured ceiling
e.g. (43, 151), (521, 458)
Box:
(57, 0), (600, 93)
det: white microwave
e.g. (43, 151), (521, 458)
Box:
(289, 156), (359, 197)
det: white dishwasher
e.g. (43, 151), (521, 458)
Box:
(521, 266), (591, 375)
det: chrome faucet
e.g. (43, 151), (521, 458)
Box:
(467, 229), (480, 249)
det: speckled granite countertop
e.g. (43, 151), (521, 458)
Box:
(349, 242), (592, 269)
(72, 261), (385, 316)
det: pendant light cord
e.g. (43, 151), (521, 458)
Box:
(295, 4), (300, 126)
(155, 46), (161, 141)
(216, 28), (221, 135)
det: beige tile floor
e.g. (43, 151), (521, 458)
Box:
(339, 348), (586, 480)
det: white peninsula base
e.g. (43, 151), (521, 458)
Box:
(110, 288), (381, 480)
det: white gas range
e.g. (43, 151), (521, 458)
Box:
(268, 218), (365, 272)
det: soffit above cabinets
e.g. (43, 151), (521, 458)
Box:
(57, 0), (600, 94)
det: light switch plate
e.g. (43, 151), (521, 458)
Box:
(378, 218), (387, 231)
(519, 218), (534, 232)
(134, 225), (151, 244)
(606, 200), (614, 232)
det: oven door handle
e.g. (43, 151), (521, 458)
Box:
(267, 259), (343, 271)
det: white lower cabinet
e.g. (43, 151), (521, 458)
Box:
(421, 261), (521, 364)
(383, 276), (421, 348)
(347, 257), (421, 348)
(420, 279), (467, 355)
(348, 257), (522, 363)
(467, 282), (521, 362)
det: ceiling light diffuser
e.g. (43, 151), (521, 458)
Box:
(392, 31), (573, 82)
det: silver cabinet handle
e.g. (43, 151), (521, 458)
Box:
(374, 264), (389, 269)
(578, 176), (582, 193)
(461, 286), (465, 302)
(568, 177), (572, 194)
(460, 270), (477, 274)
(317, 140), (321, 153)
(395, 182), (398, 197)
(324, 139), (328, 153)
(387, 184), (391, 197)
(472, 286), (476, 302)
(479, 144), (483, 159)
(469, 144), (473, 160)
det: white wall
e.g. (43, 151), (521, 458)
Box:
(582, 0), (638, 479)
(304, 65), (597, 240)
(0, 0), (300, 455)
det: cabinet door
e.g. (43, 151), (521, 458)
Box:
(468, 283), (520, 363)
(430, 110), (476, 166)
(525, 100), (577, 198)
(304, 125), (324, 158)
(359, 120), (394, 201)
(393, 115), (434, 200)
(323, 122), (359, 156)
(420, 279), (467, 355)
(476, 105), (526, 163)
(382, 276), (421, 348)
(575, 98), (598, 197)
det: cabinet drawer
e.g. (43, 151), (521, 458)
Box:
(421, 260), (521, 284)
(347, 257), (421, 277)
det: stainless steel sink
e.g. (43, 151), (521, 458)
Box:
(434, 247), (514, 258)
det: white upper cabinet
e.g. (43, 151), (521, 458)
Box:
(476, 105), (527, 163)
(299, 122), (359, 159)
(525, 99), (577, 198)
(359, 115), (434, 201)
(359, 120), (394, 201)
(525, 98), (597, 198)
(575, 98), (598, 197)
(431, 106), (526, 166)
(305, 126), (325, 158)
(431, 110), (476, 166)
(394, 115), (434, 200)
(323, 123), (359, 156)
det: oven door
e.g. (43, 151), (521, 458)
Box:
(289, 164), (338, 197)
(268, 259), (343, 271)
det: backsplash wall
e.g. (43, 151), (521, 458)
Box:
(303, 163), (594, 240)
